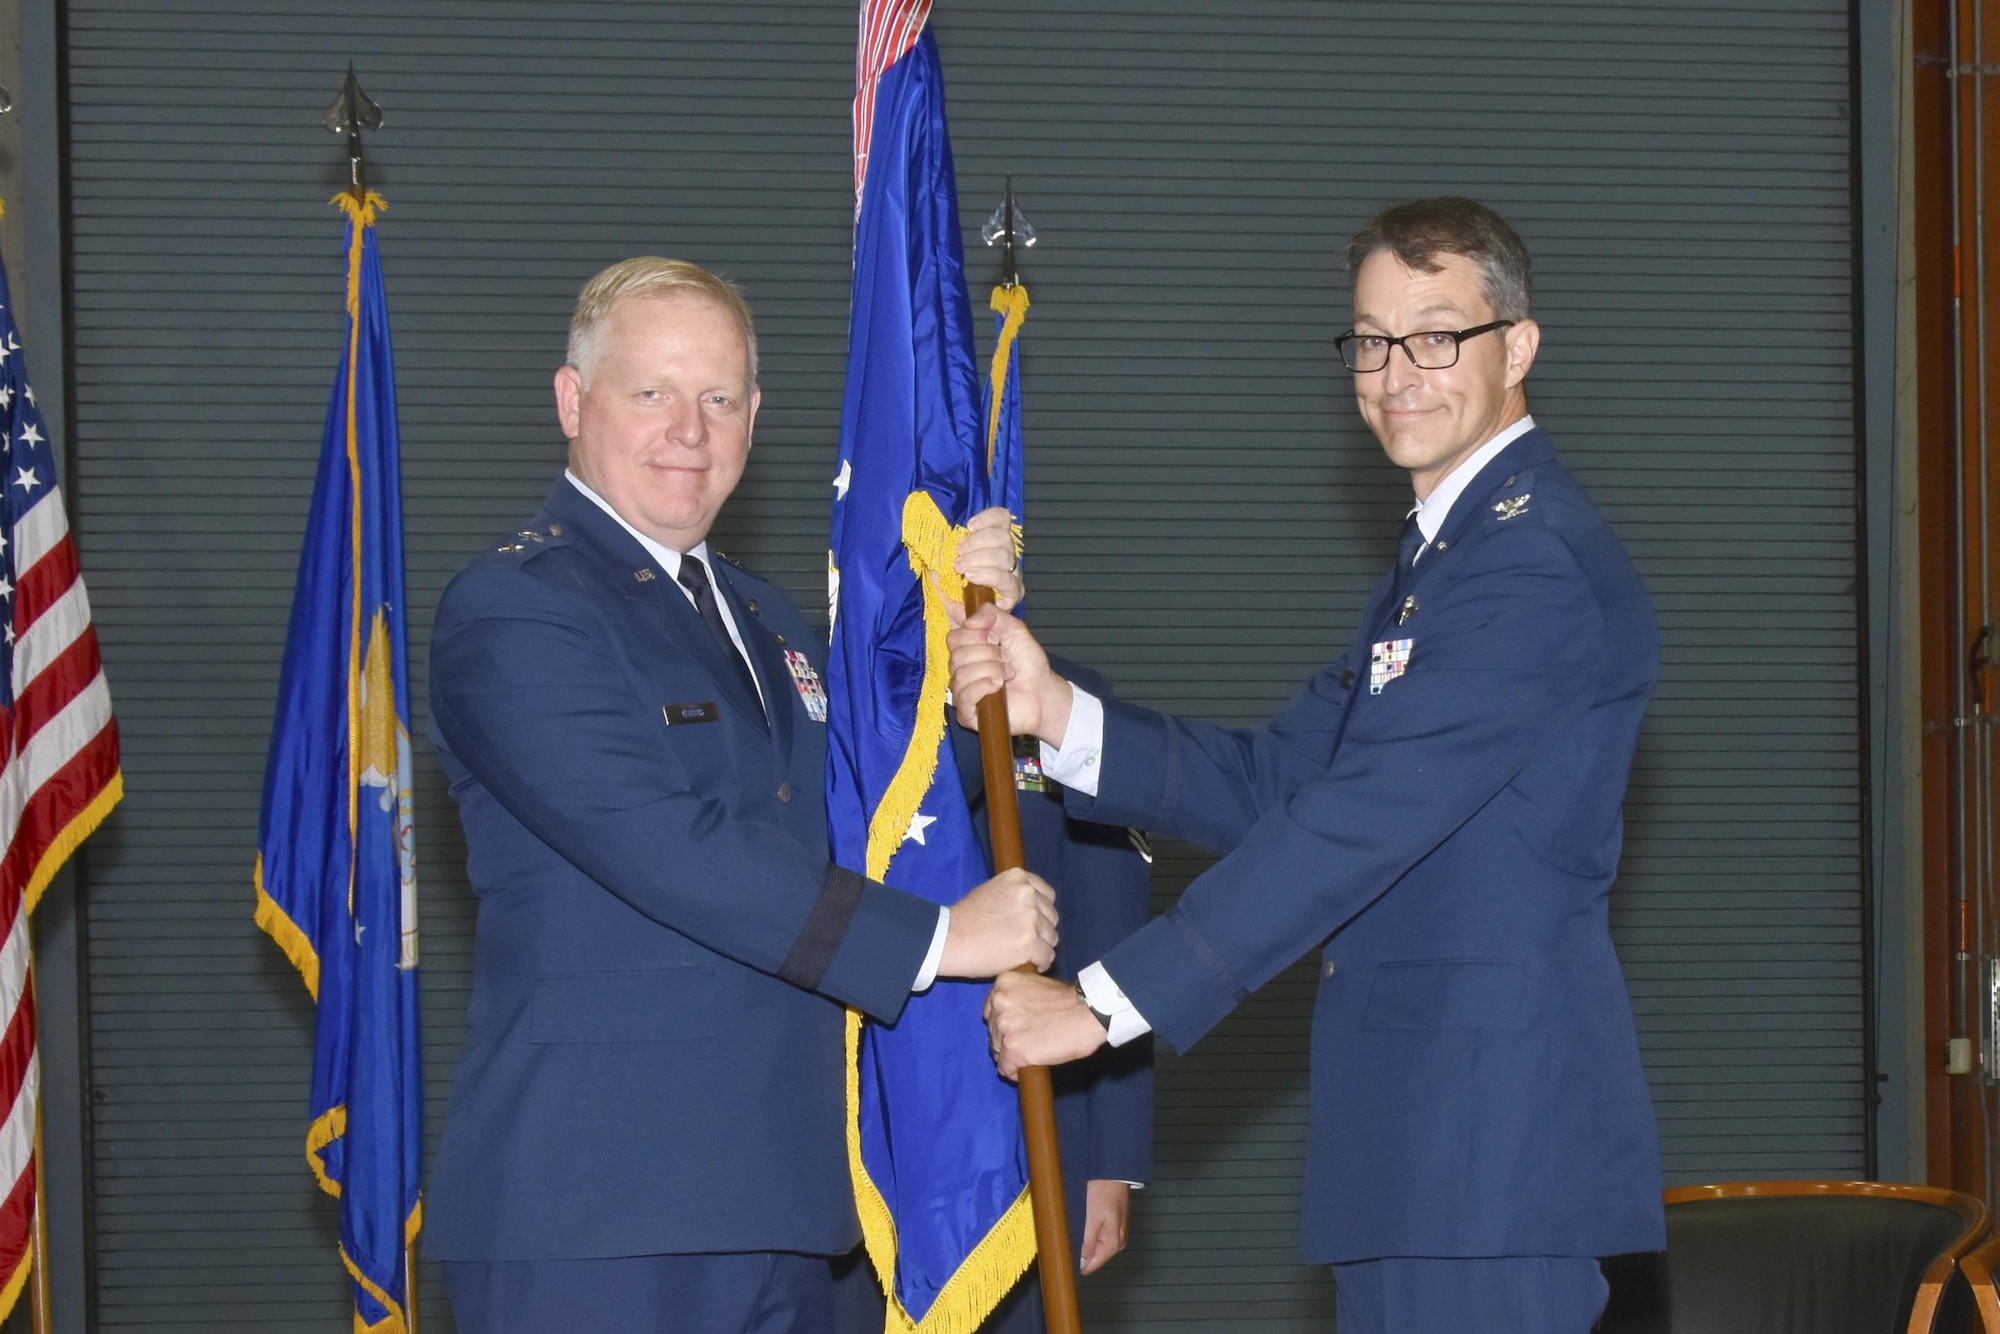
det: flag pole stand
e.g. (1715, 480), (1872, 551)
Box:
(963, 583), (1083, 1334)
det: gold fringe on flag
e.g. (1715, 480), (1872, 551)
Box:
(845, 490), (1039, 1332)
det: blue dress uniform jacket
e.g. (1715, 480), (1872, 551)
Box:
(1066, 428), (1666, 1265)
(425, 478), (939, 1262)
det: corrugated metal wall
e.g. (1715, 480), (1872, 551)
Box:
(59, 0), (1860, 1328)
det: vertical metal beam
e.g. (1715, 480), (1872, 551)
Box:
(1888, 0), (1934, 1186)
(1970, 0), (2000, 1212)
(1857, 0), (1912, 1181)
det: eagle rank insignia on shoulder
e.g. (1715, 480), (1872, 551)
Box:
(1493, 493), (1532, 521)
(785, 649), (829, 723)
(1369, 638), (1412, 695)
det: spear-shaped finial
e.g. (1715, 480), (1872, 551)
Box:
(981, 177), (1038, 288)
(322, 64), (382, 199)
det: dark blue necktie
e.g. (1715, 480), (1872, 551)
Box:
(677, 554), (764, 718)
(1391, 514), (1424, 601)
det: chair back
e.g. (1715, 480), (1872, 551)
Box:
(1953, 1228), (2000, 1333)
(1658, 1181), (1986, 1334)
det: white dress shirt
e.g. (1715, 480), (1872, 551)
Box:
(565, 471), (951, 991)
(1411, 415), (1537, 559)
(1043, 415), (1539, 1042)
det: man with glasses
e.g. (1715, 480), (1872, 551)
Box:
(950, 198), (1665, 1332)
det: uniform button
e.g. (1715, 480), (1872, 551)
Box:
(777, 782), (792, 803)
(549, 523), (565, 536)
(774, 633), (788, 646)
(1322, 960), (1338, 979)
(748, 598), (760, 615)
(1434, 540), (1448, 551)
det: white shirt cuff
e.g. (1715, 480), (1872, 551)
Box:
(913, 906), (950, 991)
(1039, 685), (1105, 797)
(1078, 960), (1151, 1047)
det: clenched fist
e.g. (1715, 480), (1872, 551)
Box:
(938, 867), (1058, 978)
(983, 970), (1109, 1079)
(952, 507), (1024, 610)
(946, 605), (1072, 743)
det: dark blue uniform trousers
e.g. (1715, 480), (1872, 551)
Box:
(445, 1252), (835, 1334)
(1332, 1256), (1609, 1334)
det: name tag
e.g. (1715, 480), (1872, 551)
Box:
(663, 702), (720, 726)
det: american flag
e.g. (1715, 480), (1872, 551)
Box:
(0, 249), (122, 1319)
(852, 0), (931, 207)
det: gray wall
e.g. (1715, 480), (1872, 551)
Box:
(29, 0), (1877, 1328)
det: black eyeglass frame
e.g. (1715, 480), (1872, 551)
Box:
(1334, 320), (1516, 373)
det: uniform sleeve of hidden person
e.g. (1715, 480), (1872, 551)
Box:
(1089, 516), (1633, 1053)
(426, 552), (938, 1025)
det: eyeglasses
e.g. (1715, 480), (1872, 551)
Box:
(1335, 320), (1515, 373)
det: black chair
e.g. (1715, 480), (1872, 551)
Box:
(1599, 1181), (1987, 1334)
(1944, 1227), (2000, 1332)
(1597, 1249), (1672, 1334)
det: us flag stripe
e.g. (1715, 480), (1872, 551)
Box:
(0, 685), (116, 857)
(14, 632), (105, 749)
(11, 495), (63, 584)
(13, 536), (78, 639)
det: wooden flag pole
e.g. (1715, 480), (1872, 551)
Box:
(962, 582), (1083, 1334)
(405, 1233), (419, 1333)
(26, 942), (49, 1334)
(29, 1085), (49, 1334)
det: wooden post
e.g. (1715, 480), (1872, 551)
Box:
(29, 1093), (48, 1334)
(962, 582), (1082, 1334)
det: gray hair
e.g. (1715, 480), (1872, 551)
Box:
(1345, 197), (1533, 322)
(566, 257), (759, 386)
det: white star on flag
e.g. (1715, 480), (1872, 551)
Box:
(21, 386), (32, 407)
(12, 468), (38, 494)
(0, 388), (11, 410)
(17, 423), (41, 449)
(832, 459), (852, 501)
(903, 811), (936, 846)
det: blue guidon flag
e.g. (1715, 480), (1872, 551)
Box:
(828, 3), (1036, 1329)
(254, 189), (423, 1334)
